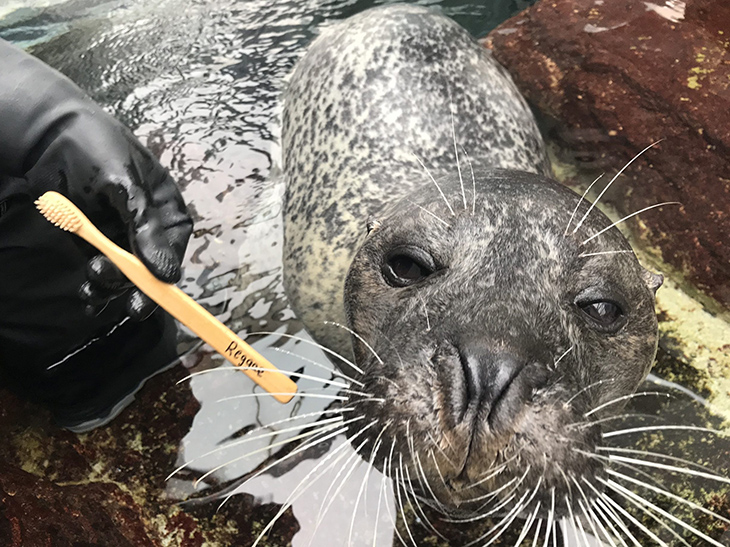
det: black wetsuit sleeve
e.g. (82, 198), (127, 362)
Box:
(0, 39), (95, 179)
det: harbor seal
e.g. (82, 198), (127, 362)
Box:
(282, 2), (662, 533)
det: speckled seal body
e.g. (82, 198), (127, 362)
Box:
(282, 4), (548, 355)
(282, 4), (661, 521)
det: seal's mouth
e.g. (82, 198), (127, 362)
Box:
(347, 343), (606, 521)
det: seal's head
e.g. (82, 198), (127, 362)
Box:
(343, 168), (661, 518)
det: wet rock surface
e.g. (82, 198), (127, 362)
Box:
(485, 0), (730, 313)
(0, 367), (299, 546)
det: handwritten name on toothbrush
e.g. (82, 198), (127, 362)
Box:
(225, 341), (265, 376)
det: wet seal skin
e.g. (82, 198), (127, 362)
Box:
(279, 3), (691, 543)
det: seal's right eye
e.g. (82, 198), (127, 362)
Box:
(577, 300), (626, 333)
(382, 246), (435, 287)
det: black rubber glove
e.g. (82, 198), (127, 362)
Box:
(0, 39), (193, 319)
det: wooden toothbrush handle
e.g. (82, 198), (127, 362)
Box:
(76, 223), (297, 404)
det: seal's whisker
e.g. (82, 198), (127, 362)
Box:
(598, 478), (700, 547)
(475, 478), (541, 547)
(372, 460), (387, 547)
(428, 449), (450, 491)
(572, 139), (663, 235)
(339, 389), (383, 401)
(579, 250), (635, 258)
(394, 460), (419, 547)
(445, 491), (517, 524)
(551, 520), (558, 547)
(566, 378), (617, 406)
(603, 424), (727, 439)
(402, 457), (448, 540)
(450, 105), (467, 211)
(565, 172), (604, 236)
(582, 201), (682, 245)
(530, 518), (543, 547)
(246, 366), (350, 387)
(347, 444), (377, 547)
(250, 421), (377, 547)
(382, 442), (410, 547)
(578, 496), (617, 547)
(565, 491), (588, 546)
(412, 152), (455, 216)
(405, 199), (451, 228)
(216, 391), (348, 403)
(416, 451), (448, 512)
(578, 448), (666, 490)
(462, 472), (519, 505)
(460, 145), (476, 215)
(213, 420), (357, 511)
(426, 433), (457, 469)
(324, 321), (384, 365)
(599, 446), (721, 475)
(245, 331), (364, 375)
(608, 468), (730, 529)
(165, 408), (348, 481)
(514, 501), (542, 547)
(592, 493), (641, 547)
(616, 489), (692, 547)
(606, 453), (730, 486)
(325, 443), (370, 520)
(542, 487), (556, 547)
(571, 476), (602, 543)
(570, 412), (657, 430)
(418, 294), (431, 332)
(460, 465), (530, 515)
(467, 457), (514, 490)
(342, 425), (388, 545)
(551, 345), (574, 371)
(404, 421), (443, 511)
(175, 366), (238, 384)
(192, 419), (344, 485)
(177, 364), (351, 387)
(460, 493), (520, 545)
(645, 373), (710, 406)
(585, 391), (672, 417)
(361, 419), (393, 511)
(194, 417), (355, 488)
(313, 440), (366, 534)
(475, 449), (522, 482)
(271, 346), (363, 386)
(590, 498), (631, 547)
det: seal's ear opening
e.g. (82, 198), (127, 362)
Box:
(641, 269), (664, 294)
(366, 217), (381, 236)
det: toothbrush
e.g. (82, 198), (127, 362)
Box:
(35, 191), (297, 404)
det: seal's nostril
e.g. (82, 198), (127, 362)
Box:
(482, 354), (524, 408)
(458, 348), (525, 417)
(459, 351), (480, 414)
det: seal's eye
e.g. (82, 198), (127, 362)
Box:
(382, 246), (435, 287)
(579, 300), (625, 330)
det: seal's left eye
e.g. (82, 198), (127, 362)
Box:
(579, 301), (624, 328)
(382, 246), (435, 287)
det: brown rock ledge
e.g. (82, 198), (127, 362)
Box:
(486, 0), (730, 312)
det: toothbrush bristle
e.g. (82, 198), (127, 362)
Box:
(35, 192), (84, 233)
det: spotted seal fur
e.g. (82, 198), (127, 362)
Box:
(282, 2), (662, 531)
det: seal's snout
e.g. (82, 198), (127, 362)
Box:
(456, 345), (549, 432)
(459, 348), (522, 414)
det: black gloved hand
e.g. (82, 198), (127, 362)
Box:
(0, 39), (193, 319)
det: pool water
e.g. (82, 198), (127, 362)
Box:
(1, 1), (728, 546)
